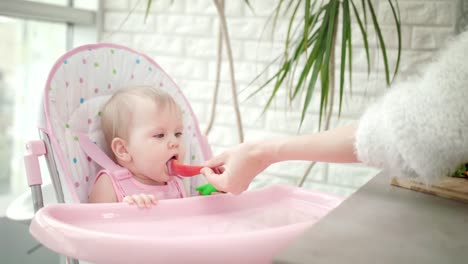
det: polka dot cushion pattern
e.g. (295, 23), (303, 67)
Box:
(43, 43), (211, 203)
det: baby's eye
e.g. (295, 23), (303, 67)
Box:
(153, 133), (165, 138)
(175, 132), (183, 138)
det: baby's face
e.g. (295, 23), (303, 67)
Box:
(125, 97), (185, 183)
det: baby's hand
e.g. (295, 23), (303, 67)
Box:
(123, 194), (158, 208)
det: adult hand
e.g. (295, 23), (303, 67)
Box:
(200, 142), (273, 194)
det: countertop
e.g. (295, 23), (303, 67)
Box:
(275, 172), (468, 264)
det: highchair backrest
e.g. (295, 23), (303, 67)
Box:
(41, 43), (211, 203)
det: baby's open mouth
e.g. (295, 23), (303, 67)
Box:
(168, 154), (178, 162)
(166, 155), (178, 176)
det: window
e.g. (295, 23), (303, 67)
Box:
(0, 0), (98, 195)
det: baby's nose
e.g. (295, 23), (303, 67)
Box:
(168, 140), (179, 148)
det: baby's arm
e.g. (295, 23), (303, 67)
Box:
(88, 174), (118, 203)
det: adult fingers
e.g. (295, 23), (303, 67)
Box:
(215, 166), (225, 174)
(202, 152), (227, 167)
(201, 167), (227, 192)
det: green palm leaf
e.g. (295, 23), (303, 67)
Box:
(252, 0), (402, 129)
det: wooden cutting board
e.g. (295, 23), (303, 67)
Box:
(391, 176), (468, 203)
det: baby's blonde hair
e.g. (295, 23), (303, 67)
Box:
(101, 85), (181, 149)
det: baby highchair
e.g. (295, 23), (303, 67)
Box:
(24, 43), (343, 264)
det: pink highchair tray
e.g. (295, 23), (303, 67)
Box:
(30, 185), (342, 264)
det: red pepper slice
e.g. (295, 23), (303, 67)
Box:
(168, 160), (204, 177)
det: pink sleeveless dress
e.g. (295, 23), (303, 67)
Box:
(94, 168), (186, 202)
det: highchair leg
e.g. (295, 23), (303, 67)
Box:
(25, 139), (81, 264)
(24, 140), (46, 212)
(30, 185), (44, 212)
(40, 130), (66, 203)
(66, 257), (80, 264)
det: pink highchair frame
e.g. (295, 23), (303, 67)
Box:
(24, 43), (212, 264)
(24, 44), (341, 263)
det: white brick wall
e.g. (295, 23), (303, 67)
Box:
(101, 0), (460, 197)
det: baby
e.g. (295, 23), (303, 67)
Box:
(88, 85), (187, 207)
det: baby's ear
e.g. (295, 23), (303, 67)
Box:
(111, 137), (131, 162)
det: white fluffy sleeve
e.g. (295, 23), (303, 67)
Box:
(355, 31), (468, 182)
